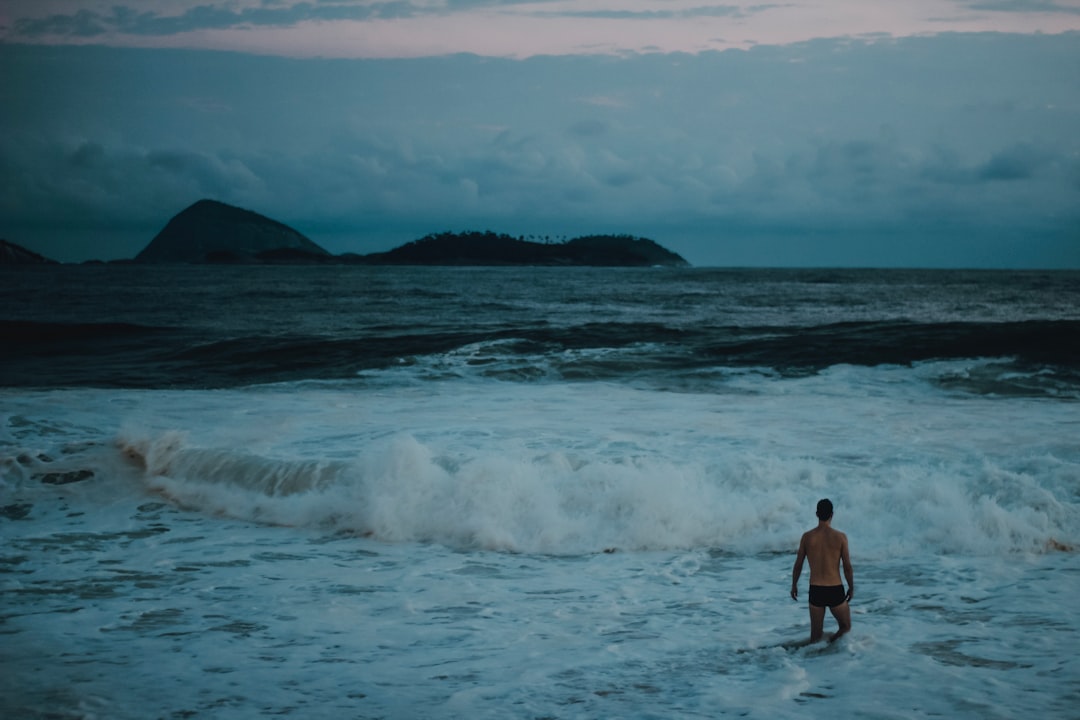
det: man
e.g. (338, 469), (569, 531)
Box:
(791, 498), (854, 643)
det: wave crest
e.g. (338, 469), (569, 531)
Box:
(117, 431), (1078, 557)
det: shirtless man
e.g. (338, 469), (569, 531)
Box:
(791, 498), (854, 643)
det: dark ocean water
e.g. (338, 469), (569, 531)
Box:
(2, 265), (1078, 394)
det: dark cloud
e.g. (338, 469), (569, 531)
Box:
(533, 6), (738, 20)
(8, 0), (785, 38)
(978, 143), (1052, 181)
(20, 8), (113, 37)
(11, 1), (420, 38)
(531, 4), (779, 20)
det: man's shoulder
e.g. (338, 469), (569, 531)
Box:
(814, 526), (846, 544)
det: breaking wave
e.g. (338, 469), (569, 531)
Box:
(118, 429), (1079, 558)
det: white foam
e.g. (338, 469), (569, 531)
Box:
(78, 369), (1078, 557)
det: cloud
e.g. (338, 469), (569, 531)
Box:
(0, 136), (264, 229)
(960, 1), (1080, 14)
(977, 142), (1053, 181)
(7, 1), (1080, 59)
(529, 4), (772, 20)
(7, 0), (585, 39)
(11, 1), (421, 38)
(5, 1), (788, 40)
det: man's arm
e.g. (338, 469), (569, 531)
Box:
(841, 533), (854, 601)
(791, 535), (806, 601)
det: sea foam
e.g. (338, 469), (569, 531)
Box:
(109, 374), (1078, 557)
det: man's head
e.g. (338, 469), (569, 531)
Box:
(816, 498), (834, 521)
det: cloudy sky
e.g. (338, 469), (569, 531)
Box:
(2, 1), (1078, 266)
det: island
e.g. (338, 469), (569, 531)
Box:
(134, 199), (688, 267)
(7, 199), (690, 267)
(136, 199), (333, 264)
(342, 231), (689, 267)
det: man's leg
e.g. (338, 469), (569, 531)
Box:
(808, 604), (826, 642)
(828, 601), (851, 643)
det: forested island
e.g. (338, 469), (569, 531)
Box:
(342, 231), (688, 267)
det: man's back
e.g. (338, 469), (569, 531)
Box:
(801, 525), (848, 586)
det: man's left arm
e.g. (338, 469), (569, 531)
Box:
(841, 533), (854, 602)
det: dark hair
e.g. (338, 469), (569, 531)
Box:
(816, 498), (834, 521)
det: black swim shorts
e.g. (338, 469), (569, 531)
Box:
(808, 584), (847, 608)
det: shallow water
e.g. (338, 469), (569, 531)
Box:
(4, 494), (1077, 720)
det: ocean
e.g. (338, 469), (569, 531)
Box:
(2, 265), (1078, 719)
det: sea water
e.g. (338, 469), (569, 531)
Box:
(1, 266), (1078, 719)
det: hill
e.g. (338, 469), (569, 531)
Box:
(348, 231), (689, 267)
(0, 239), (58, 265)
(135, 199), (331, 264)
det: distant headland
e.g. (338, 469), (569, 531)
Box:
(1, 239), (59, 265)
(0, 199), (689, 267)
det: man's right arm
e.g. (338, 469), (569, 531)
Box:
(791, 534), (806, 601)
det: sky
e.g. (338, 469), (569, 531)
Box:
(1, 1), (1079, 267)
